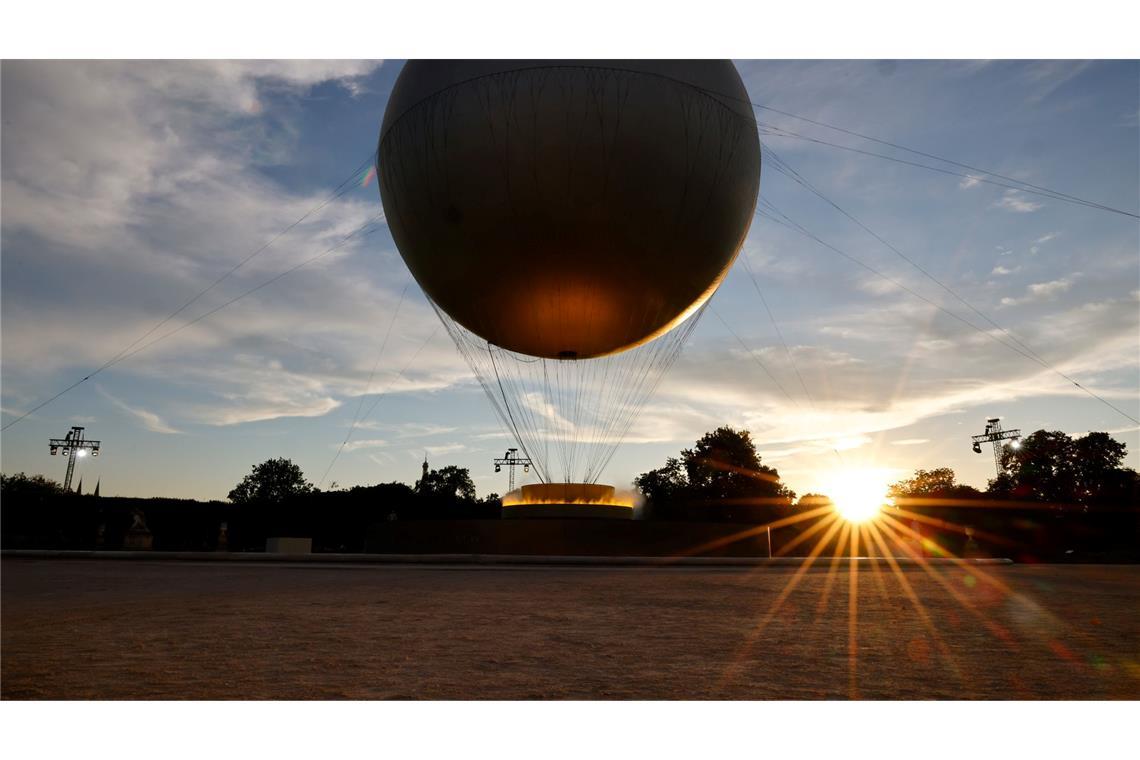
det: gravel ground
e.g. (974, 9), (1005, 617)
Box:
(2, 558), (1138, 699)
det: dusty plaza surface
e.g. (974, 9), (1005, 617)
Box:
(2, 558), (1138, 700)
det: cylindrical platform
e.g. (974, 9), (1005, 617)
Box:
(502, 483), (634, 520)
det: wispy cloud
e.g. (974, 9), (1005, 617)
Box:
(1000, 274), (1081, 307)
(0, 60), (395, 428)
(1022, 60), (1093, 104)
(425, 443), (468, 456)
(831, 435), (871, 451)
(1030, 231), (1059, 255)
(357, 421), (459, 437)
(97, 386), (181, 434)
(342, 438), (388, 452)
(992, 189), (1043, 213)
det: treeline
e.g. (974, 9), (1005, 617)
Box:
(1, 462), (500, 553)
(3, 426), (1137, 560)
(634, 427), (1139, 562)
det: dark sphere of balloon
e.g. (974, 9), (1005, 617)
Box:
(378, 60), (761, 359)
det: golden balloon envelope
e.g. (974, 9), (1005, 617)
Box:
(378, 60), (761, 359)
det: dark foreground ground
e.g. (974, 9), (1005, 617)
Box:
(2, 558), (1138, 699)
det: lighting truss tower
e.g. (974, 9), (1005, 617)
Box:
(971, 418), (1021, 476)
(49, 426), (101, 491)
(493, 447), (532, 493)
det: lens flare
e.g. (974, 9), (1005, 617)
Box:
(823, 468), (891, 523)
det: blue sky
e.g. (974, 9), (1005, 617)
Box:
(2, 60), (1137, 501)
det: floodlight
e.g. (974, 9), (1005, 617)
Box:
(972, 442), (982, 454)
(77, 449), (88, 458)
(50, 446), (58, 455)
(1010, 440), (1021, 450)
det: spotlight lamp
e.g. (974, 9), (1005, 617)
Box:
(971, 418), (1021, 476)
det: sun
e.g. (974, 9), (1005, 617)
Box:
(822, 468), (892, 523)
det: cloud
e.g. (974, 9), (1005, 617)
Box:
(472, 430), (516, 441)
(356, 421), (459, 437)
(1030, 232), (1058, 255)
(831, 435), (871, 451)
(1, 60), (400, 428)
(992, 189), (1043, 213)
(425, 443), (469, 456)
(1029, 277), (1078, 297)
(991, 265), (1019, 276)
(623, 280), (1138, 459)
(1021, 60), (1093, 104)
(856, 275), (904, 296)
(1000, 274), (1081, 307)
(1, 61), (381, 249)
(959, 175), (982, 189)
(342, 438), (388, 452)
(97, 386), (182, 434)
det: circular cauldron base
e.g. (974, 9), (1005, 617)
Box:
(501, 483), (634, 520)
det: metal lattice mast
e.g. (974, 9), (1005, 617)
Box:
(493, 447), (532, 493)
(49, 426), (101, 491)
(971, 418), (1021, 477)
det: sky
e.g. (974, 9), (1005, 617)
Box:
(2, 59), (1137, 501)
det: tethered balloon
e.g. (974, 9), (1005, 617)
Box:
(378, 60), (760, 360)
(378, 60), (760, 498)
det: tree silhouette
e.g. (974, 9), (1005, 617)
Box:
(633, 457), (686, 511)
(796, 493), (834, 509)
(889, 468), (982, 499)
(681, 426), (794, 503)
(1, 473), (66, 503)
(415, 465), (476, 503)
(634, 426), (795, 519)
(228, 458), (314, 504)
(992, 429), (1138, 509)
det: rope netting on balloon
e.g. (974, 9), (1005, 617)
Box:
(381, 63), (755, 485)
(433, 300), (708, 485)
